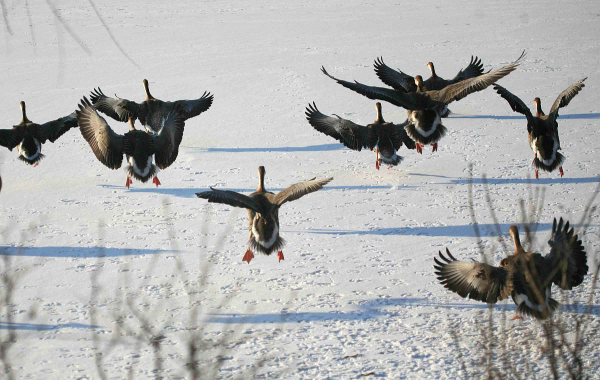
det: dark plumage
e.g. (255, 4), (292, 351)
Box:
(434, 218), (588, 319)
(493, 78), (586, 178)
(89, 79), (213, 135)
(196, 166), (333, 263)
(374, 56), (485, 117)
(75, 97), (185, 188)
(0, 101), (77, 165)
(322, 51), (524, 153)
(305, 102), (415, 169)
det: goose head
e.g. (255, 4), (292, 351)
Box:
(533, 97), (544, 117)
(427, 62), (436, 78)
(414, 75), (424, 92)
(374, 102), (385, 123)
(143, 79), (155, 101)
(19, 101), (31, 125)
(257, 166), (266, 192)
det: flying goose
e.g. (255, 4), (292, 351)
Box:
(0, 101), (77, 166)
(434, 218), (588, 320)
(305, 102), (415, 169)
(89, 79), (213, 134)
(322, 51), (525, 154)
(374, 56), (485, 117)
(75, 97), (185, 188)
(493, 78), (586, 179)
(196, 166), (333, 263)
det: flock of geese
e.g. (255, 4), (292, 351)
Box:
(0, 51), (591, 320)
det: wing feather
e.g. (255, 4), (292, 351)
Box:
(305, 102), (371, 151)
(273, 177), (333, 206)
(195, 188), (262, 213)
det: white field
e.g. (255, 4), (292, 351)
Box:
(1, 0), (599, 378)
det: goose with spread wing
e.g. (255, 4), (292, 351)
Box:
(374, 56), (485, 117)
(196, 166), (333, 263)
(0, 101), (77, 166)
(434, 218), (588, 320)
(493, 78), (586, 179)
(305, 102), (415, 169)
(76, 97), (185, 188)
(89, 79), (213, 134)
(322, 51), (524, 154)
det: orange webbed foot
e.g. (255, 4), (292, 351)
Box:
(277, 251), (284, 262)
(510, 315), (524, 321)
(153, 177), (161, 187)
(559, 167), (564, 177)
(242, 249), (254, 264)
(432, 143), (438, 153)
(126, 177), (132, 189)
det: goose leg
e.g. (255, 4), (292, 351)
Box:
(126, 177), (132, 189)
(432, 143), (438, 153)
(375, 148), (380, 170)
(277, 251), (284, 262)
(535, 169), (539, 180)
(510, 315), (524, 321)
(153, 177), (161, 187)
(559, 167), (564, 177)
(33, 162), (39, 167)
(242, 248), (254, 264)
(416, 143), (423, 154)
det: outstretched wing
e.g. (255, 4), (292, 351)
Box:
(89, 88), (140, 123)
(431, 51), (525, 105)
(492, 84), (535, 129)
(152, 110), (185, 169)
(548, 78), (586, 120)
(37, 112), (78, 143)
(273, 177), (333, 207)
(543, 218), (588, 290)
(174, 91), (214, 121)
(434, 249), (512, 303)
(305, 102), (371, 151)
(195, 188), (262, 213)
(0, 128), (24, 150)
(321, 66), (443, 111)
(373, 57), (416, 92)
(391, 119), (415, 150)
(76, 97), (124, 169)
(449, 56), (485, 84)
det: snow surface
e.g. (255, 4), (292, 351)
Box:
(1, 0), (599, 378)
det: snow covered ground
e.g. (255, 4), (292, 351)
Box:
(1, 0), (599, 378)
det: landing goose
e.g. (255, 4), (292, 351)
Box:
(305, 102), (415, 169)
(434, 218), (588, 320)
(374, 56), (485, 117)
(89, 79), (213, 134)
(493, 78), (586, 178)
(0, 101), (77, 166)
(322, 51), (524, 153)
(76, 97), (185, 188)
(196, 166), (332, 263)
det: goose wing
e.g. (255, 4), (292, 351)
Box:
(89, 88), (140, 123)
(195, 188), (262, 213)
(542, 218), (588, 290)
(548, 78), (586, 120)
(391, 119), (415, 151)
(492, 84), (536, 128)
(305, 102), (371, 151)
(174, 91), (214, 120)
(430, 52), (524, 105)
(373, 57), (416, 92)
(152, 110), (185, 169)
(449, 56), (485, 84)
(76, 97), (124, 169)
(0, 128), (24, 150)
(273, 177), (333, 207)
(37, 112), (78, 143)
(434, 249), (512, 303)
(321, 66), (443, 111)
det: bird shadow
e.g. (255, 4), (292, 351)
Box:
(303, 222), (555, 237)
(449, 112), (600, 120)
(0, 246), (174, 258)
(0, 321), (101, 331)
(409, 173), (600, 186)
(192, 143), (346, 153)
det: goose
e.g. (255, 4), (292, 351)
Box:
(0, 101), (77, 166)
(493, 78), (586, 179)
(196, 166), (333, 263)
(89, 79), (213, 134)
(75, 97), (185, 188)
(305, 102), (415, 169)
(434, 218), (588, 320)
(322, 51), (524, 154)
(374, 56), (485, 117)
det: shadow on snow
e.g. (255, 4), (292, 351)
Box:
(0, 321), (101, 331)
(193, 143), (346, 153)
(409, 173), (600, 186)
(449, 112), (600, 120)
(0, 246), (174, 258)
